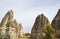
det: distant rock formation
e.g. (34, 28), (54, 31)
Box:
(31, 14), (50, 39)
(51, 9), (60, 39)
(0, 10), (23, 39)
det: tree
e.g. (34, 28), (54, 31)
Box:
(43, 24), (55, 39)
(25, 33), (30, 36)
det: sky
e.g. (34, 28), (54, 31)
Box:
(0, 0), (60, 33)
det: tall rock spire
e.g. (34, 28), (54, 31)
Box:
(31, 14), (50, 39)
(1, 10), (13, 26)
(51, 9), (60, 29)
(0, 10), (23, 39)
(51, 9), (60, 39)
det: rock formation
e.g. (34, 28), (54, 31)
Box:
(0, 10), (23, 39)
(51, 9), (60, 39)
(31, 14), (50, 39)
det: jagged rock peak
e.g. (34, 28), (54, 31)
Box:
(36, 14), (43, 19)
(32, 14), (50, 29)
(35, 14), (50, 24)
(4, 10), (13, 18)
(31, 14), (50, 39)
(36, 14), (47, 19)
(51, 9), (60, 39)
(0, 10), (23, 39)
(19, 23), (23, 28)
(57, 9), (60, 15)
(14, 19), (18, 24)
(6, 10), (13, 19)
(6, 10), (13, 15)
(54, 9), (60, 19)
(1, 10), (14, 25)
(51, 9), (60, 29)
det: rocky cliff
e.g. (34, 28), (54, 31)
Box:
(0, 10), (23, 39)
(51, 9), (60, 39)
(31, 14), (50, 39)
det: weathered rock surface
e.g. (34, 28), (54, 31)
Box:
(51, 9), (60, 39)
(31, 14), (50, 39)
(0, 10), (23, 39)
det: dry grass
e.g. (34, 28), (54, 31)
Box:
(17, 36), (30, 39)
(17, 37), (30, 39)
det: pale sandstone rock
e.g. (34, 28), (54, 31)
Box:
(0, 10), (23, 39)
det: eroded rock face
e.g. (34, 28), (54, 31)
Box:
(51, 9), (60, 39)
(0, 10), (23, 39)
(18, 23), (23, 38)
(31, 14), (50, 39)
